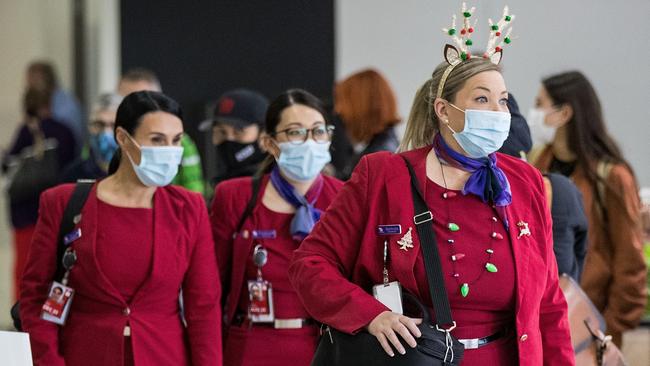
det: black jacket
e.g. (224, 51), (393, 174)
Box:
(499, 93), (532, 157)
(546, 172), (589, 281)
(335, 127), (399, 180)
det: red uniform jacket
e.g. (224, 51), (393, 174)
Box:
(20, 183), (222, 366)
(288, 147), (574, 366)
(211, 174), (344, 326)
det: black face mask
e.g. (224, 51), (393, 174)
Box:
(216, 141), (266, 176)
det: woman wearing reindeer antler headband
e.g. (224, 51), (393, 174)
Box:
(288, 4), (574, 366)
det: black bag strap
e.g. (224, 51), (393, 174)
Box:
(53, 180), (95, 281)
(234, 175), (262, 234)
(401, 156), (455, 329)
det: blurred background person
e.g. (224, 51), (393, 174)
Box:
(60, 93), (122, 182)
(204, 88), (269, 187)
(332, 69), (400, 180)
(26, 61), (83, 153)
(531, 70), (647, 347)
(118, 68), (206, 194)
(117, 68), (162, 97)
(2, 88), (76, 301)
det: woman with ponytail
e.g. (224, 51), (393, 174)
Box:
(210, 88), (343, 365)
(287, 53), (573, 364)
(20, 91), (222, 365)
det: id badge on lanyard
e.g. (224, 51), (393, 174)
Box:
(247, 243), (275, 323)
(41, 228), (80, 325)
(41, 281), (75, 325)
(372, 238), (404, 314)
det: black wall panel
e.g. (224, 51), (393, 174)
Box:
(120, 0), (334, 181)
(120, 0), (334, 132)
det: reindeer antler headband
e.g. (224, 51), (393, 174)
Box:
(436, 3), (515, 99)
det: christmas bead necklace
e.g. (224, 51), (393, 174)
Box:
(437, 156), (501, 298)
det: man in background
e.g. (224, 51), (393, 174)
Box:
(60, 93), (122, 182)
(199, 88), (268, 187)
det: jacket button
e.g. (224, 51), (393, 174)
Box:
(519, 334), (528, 342)
(123, 307), (131, 316)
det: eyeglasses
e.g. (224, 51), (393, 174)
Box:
(89, 120), (115, 130)
(273, 125), (334, 145)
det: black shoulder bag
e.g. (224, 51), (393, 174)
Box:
(310, 157), (464, 365)
(10, 180), (95, 331)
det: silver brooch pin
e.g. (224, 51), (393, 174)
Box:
(397, 227), (414, 251)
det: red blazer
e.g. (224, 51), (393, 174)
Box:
(288, 147), (574, 366)
(20, 183), (222, 366)
(210, 174), (344, 325)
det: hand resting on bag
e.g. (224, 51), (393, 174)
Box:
(367, 311), (423, 357)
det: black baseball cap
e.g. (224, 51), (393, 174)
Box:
(199, 88), (269, 131)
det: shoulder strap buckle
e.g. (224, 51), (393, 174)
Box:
(413, 211), (433, 225)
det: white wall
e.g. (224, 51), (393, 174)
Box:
(84, 0), (121, 106)
(336, 0), (650, 186)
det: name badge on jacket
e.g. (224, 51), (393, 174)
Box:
(376, 224), (402, 236)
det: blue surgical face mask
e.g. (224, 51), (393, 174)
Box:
(445, 103), (511, 158)
(276, 140), (331, 181)
(89, 131), (118, 164)
(125, 135), (184, 187)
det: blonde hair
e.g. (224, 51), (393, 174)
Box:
(398, 58), (500, 151)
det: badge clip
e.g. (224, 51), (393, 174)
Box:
(63, 228), (82, 246)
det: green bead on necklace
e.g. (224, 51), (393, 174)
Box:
(460, 283), (470, 297)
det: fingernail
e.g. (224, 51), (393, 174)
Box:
(399, 349), (406, 355)
(389, 352), (395, 357)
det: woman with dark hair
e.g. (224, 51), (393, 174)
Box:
(210, 88), (343, 365)
(20, 91), (222, 365)
(333, 69), (401, 180)
(531, 71), (646, 347)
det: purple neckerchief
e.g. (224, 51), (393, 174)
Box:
(433, 134), (512, 207)
(270, 167), (324, 241)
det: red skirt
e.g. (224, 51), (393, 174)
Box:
(13, 225), (36, 301)
(224, 324), (319, 366)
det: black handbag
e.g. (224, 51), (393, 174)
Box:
(310, 157), (464, 365)
(6, 139), (60, 203)
(11, 180), (95, 331)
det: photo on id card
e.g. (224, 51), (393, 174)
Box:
(248, 279), (274, 322)
(41, 281), (74, 325)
